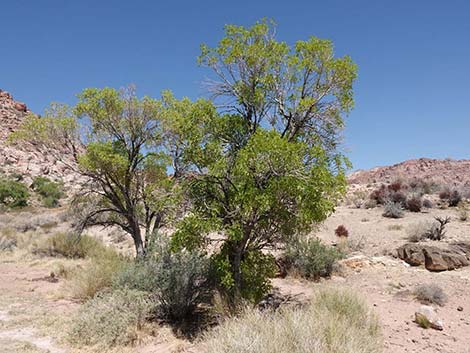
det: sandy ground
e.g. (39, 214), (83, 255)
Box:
(1, 204), (470, 352)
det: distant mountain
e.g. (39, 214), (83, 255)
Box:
(0, 89), (78, 184)
(348, 158), (470, 186)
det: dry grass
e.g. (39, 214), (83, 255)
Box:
(387, 224), (403, 231)
(68, 289), (153, 348)
(203, 288), (381, 353)
(414, 284), (447, 306)
(67, 246), (127, 300)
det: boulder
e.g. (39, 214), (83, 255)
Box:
(397, 243), (425, 266)
(415, 305), (444, 330)
(13, 101), (27, 112)
(397, 243), (470, 272)
(422, 247), (469, 271)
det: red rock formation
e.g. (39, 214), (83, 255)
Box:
(348, 158), (470, 186)
(0, 89), (79, 185)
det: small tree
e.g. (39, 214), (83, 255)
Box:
(174, 19), (357, 304)
(10, 87), (194, 257)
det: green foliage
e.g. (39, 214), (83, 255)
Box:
(114, 237), (213, 321)
(69, 289), (152, 347)
(212, 246), (276, 304)
(284, 237), (343, 280)
(31, 176), (64, 208)
(173, 19), (356, 304)
(0, 178), (29, 208)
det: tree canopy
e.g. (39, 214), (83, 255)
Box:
(11, 19), (357, 304)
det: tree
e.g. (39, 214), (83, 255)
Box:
(175, 19), (357, 303)
(11, 87), (183, 257)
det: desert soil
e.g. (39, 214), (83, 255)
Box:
(1, 205), (470, 353)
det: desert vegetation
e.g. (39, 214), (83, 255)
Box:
(0, 19), (391, 353)
(2, 14), (470, 353)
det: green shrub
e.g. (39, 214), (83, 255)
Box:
(69, 289), (152, 347)
(32, 233), (103, 259)
(0, 178), (29, 208)
(203, 288), (382, 353)
(212, 246), (276, 305)
(115, 238), (214, 321)
(69, 247), (127, 300)
(31, 177), (64, 208)
(284, 237), (343, 280)
(382, 201), (404, 218)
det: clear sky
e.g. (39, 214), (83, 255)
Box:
(2, 0), (469, 170)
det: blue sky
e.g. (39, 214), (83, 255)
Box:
(2, 0), (469, 170)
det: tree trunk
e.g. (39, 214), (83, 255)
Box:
(130, 220), (145, 258)
(134, 235), (145, 258)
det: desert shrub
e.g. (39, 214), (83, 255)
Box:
(388, 180), (404, 192)
(461, 187), (470, 200)
(370, 185), (388, 205)
(115, 238), (213, 321)
(426, 217), (450, 241)
(0, 178), (29, 208)
(69, 289), (152, 347)
(364, 199), (377, 209)
(349, 191), (367, 208)
(458, 202), (469, 221)
(284, 237), (343, 280)
(406, 195), (422, 212)
(32, 233), (103, 259)
(414, 284), (447, 306)
(422, 199), (433, 209)
(406, 222), (431, 242)
(69, 247), (127, 300)
(390, 191), (407, 206)
(382, 201), (404, 218)
(334, 225), (349, 238)
(0, 232), (17, 251)
(347, 235), (365, 253)
(408, 178), (437, 195)
(439, 187), (451, 200)
(203, 288), (381, 353)
(448, 190), (462, 207)
(388, 224), (403, 231)
(31, 177), (64, 208)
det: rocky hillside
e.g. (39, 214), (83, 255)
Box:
(348, 158), (470, 186)
(0, 89), (79, 185)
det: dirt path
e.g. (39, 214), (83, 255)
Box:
(0, 259), (72, 353)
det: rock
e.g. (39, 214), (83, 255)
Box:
(396, 243), (425, 266)
(457, 306), (463, 312)
(423, 246), (469, 271)
(397, 243), (470, 272)
(415, 305), (444, 330)
(13, 101), (27, 112)
(0, 88), (81, 187)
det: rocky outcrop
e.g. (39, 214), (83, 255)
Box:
(415, 305), (444, 330)
(0, 89), (79, 185)
(348, 158), (470, 186)
(397, 243), (470, 272)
